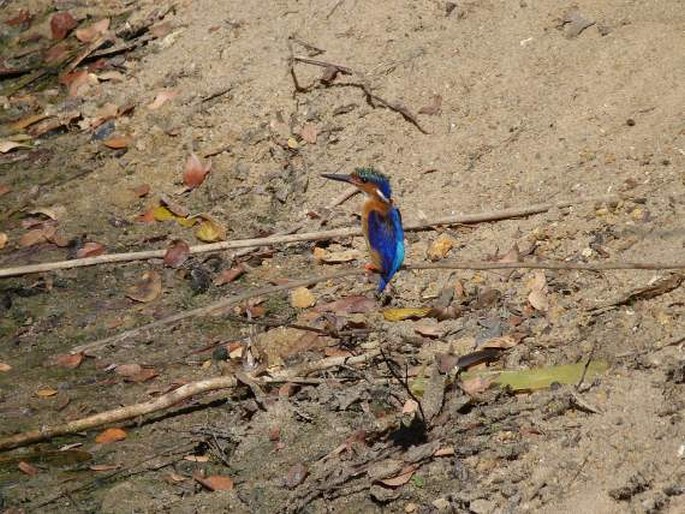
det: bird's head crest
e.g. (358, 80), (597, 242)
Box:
(350, 167), (392, 202)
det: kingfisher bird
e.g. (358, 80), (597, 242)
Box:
(322, 167), (405, 293)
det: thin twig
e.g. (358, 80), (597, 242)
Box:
(70, 269), (362, 355)
(0, 350), (380, 451)
(0, 194), (621, 279)
(293, 56), (353, 74)
(408, 261), (685, 272)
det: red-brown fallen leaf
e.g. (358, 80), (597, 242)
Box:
(0, 184), (11, 196)
(44, 42), (71, 65)
(126, 271), (162, 303)
(19, 228), (50, 247)
(131, 183), (150, 197)
(18, 461), (40, 476)
(95, 427), (127, 444)
(147, 90), (178, 110)
(75, 18), (110, 43)
(103, 134), (132, 149)
(149, 21), (173, 38)
(49, 353), (84, 369)
(60, 69), (90, 97)
(299, 123), (318, 144)
(135, 208), (156, 223)
(377, 464), (419, 488)
(115, 363), (142, 377)
(194, 474), (234, 491)
(314, 295), (376, 314)
(284, 463), (308, 489)
(90, 463), (120, 472)
(214, 264), (246, 286)
(76, 242), (106, 258)
(125, 367), (158, 383)
(164, 239), (190, 268)
(413, 319), (444, 338)
(159, 194), (190, 218)
(183, 152), (212, 189)
(268, 426), (281, 441)
(6, 9), (33, 28)
(50, 12), (77, 40)
(0, 362), (12, 372)
(418, 94), (443, 116)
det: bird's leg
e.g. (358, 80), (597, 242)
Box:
(364, 263), (380, 273)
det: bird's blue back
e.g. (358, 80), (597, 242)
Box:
(367, 206), (405, 292)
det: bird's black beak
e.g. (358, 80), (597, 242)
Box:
(321, 173), (353, 184)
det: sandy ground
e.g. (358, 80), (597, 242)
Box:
(1, 0), (684, 512)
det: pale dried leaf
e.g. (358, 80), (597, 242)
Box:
(0, 141), (30, 153)
(126, 271), (162, 303)
(147, 90), (178, 110)
(290, 286), (316, 308)
(75, 18), (110, 42)
(427, 233), (457, 261)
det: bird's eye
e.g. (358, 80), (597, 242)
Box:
(359, 177), (368, 183)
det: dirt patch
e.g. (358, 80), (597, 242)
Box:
(0, 0), (683, 512)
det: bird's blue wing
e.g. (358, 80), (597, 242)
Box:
(367, 207), (405, 292)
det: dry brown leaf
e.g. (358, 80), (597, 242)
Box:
(18, 461), (40, 476)
(0, 184), (11, 197)
(75, 18), (110, 43)
(460, 376), (494, 395)
(527, 270), (548, 312)
(183, 152), (212, 189)
(299, 123), (318, 144)
(284, 463), (308, 489)
(115, 363), (142, 377)
(19, 228), (49, 247)
(0, 233), (7, 250)
(0, 362), (12, 372)
(61, 69), (90, 97)
(95, 427), (127, 444)
(314, 295), (376, 314)
(130, 183), (150, 198)
(0, 141), (30, 153)
(481, 335), (518, 349)
(49, 353), (84, 369)
(147, 90), (178, 110)
(28, 205), (67, 221)
(50, 12), (77, 40)
(195, 474), (234, 492)
(150, 21), (173, 38)
(75, 242), (106, 258)
(11, 113), (50, 131)
(44, 42), (71, 65)
(36, 387), (58, 397)
(427, 233), (457, 261)
(214, 264), (247, 286)
(164, 239), (190, 268)
(418, 94), (443, 115)
(313, 247), (361, 264)
(413, 319), (444, 338)
(378, 464), (419, 488)
(103, 134), (133, 149)
(290, 286), (316, 308)
(126, 271), (162, 303)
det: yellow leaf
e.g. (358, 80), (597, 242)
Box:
(195, 217), (226, 242)
(152, 205), (175, 221)
(382, 307), (432, 322)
